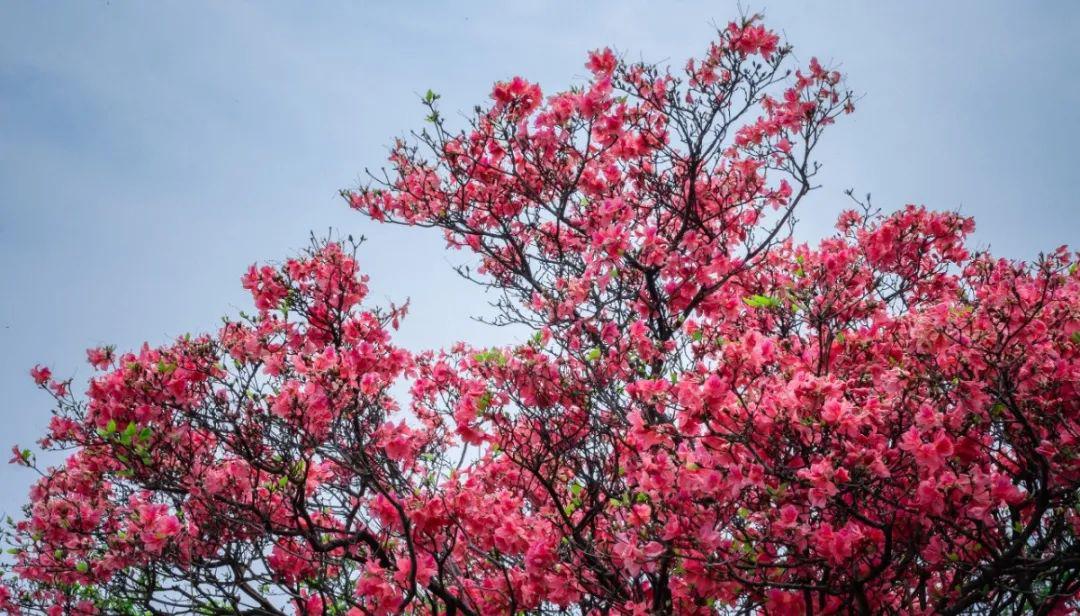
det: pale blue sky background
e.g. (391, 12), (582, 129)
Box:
(1, 1), (1078, 516)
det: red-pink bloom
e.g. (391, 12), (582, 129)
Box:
(29, 365), (51, 386)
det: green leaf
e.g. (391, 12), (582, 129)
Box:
(569, 482), (583, 497)
(743, 294), (780, 309)
(585, 348), (602, 362)
(106, 419), (118, 435)
(76, 561), (89, 573)
(476, 391), (493, 414)
(1071, 331), (1080, 345)
(290, 460), (306, 478)
(473, 348), (507, 365)
(120, 423), (137, 446)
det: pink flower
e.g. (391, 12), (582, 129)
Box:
(135, 503), (182, 554)
(586, 48), (617, 76)
(86, 347), (113, 370)
(491, 77), (542, 115)
(728, 20), (780, 59)
(9, 445), (30, 466)
(30, 365), (51, 385)
(778, 504), (800, 528)
(991, 474), (1026, 505)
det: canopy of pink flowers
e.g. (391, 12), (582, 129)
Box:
(4, 15), (1079, 616)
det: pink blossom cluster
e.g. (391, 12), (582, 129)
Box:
(4, 15), (1079, 616)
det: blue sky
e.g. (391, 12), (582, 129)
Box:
(1, 1), (1078, 515)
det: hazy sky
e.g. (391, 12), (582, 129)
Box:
(2, 1), (1078, 516)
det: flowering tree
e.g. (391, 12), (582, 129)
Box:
(4, 15), (1080, 616)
